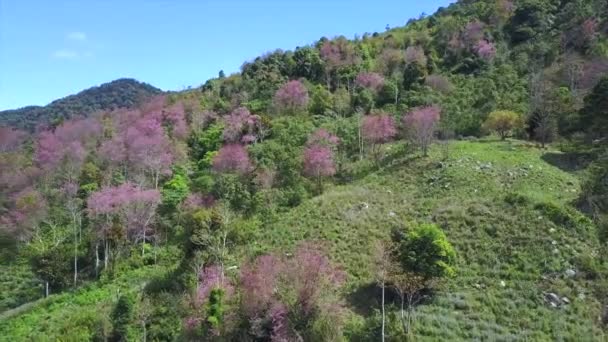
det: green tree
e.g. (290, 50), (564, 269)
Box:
(111, 295), (133, 342)
(483, 110), (523, 140)
(581, 76), (608, 139)
(390, 223), (456, 334)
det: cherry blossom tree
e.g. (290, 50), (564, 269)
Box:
(355, 72), (385, 92)
(320, 37), (359, 89)
(0, 127), (27, 152)
(222, 107), (262, 144)
(361, 113), (397, 161)
(274, 80), (310, 114)
(212, 144), (252, 175)
(474, 40), (497, 61)
(88, 183), (160, 258)
(163, 102), (189, 140)
(403, 105), (441, 156)
(239, 243), (345, 340)
(0, 187), (47, 242)
(303, 129), (339, 192)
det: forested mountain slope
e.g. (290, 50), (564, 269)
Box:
(1, 0), (608, 340)
(0, 78), (162, 131)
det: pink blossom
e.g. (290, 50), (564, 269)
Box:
(361, 114), (397, 144)
(355, 72), (385, 92)
(212, 144), (252, 175)
(222, 107), (261, 143)
(475, 40), (497, 61)
(403, 105), (441, 156)
(0, 127), (27, 152)
(274, 80), (309, 113)
(240, 254), (282, 317)
(306, 128), (339, 147)
(303, 146), (336, 179)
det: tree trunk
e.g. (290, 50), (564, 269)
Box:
(381, 280), (386, 342)
(142, 227), (146, 257)
(401, 295), (406, 333)
(45, 281), (49, 297)
(104, 240), (109, 269)
(73, 224), (78, 286)
(95, 242), (100, 277)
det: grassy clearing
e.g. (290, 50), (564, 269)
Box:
(253, 139), (605, 340)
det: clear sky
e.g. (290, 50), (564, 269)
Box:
(0, 0), (454, 110)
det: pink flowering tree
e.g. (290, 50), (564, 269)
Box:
(474, 40), (497, 61)
(320, 38), (359, 89)
(0, 187), (47, 242)
(222, 107), (262, 144)
(403, 105), (441, 156)
(34, 118), (102, 285)
(361, 113), (397, 162)
(303, 129), (339, 193)
(212, 144), (252, 175)
(163, 102), (189, 140)
(0, 127), (27, 152)
(88, 183), (160, 259)
(274, 80), (309, 114)
(355, 72), (385, 93)
(239, 243), (345, 340)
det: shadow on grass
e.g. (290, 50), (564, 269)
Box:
(541, 152), (594, 172)
(347, 282), (403, 316)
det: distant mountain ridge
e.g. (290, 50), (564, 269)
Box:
(0, 78), (163, 131)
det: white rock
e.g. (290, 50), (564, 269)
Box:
(500, 280), (506, 287)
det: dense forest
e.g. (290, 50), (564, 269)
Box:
(1, 0), (608, 340)
(0, 78), (162, 131)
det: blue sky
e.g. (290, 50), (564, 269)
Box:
(0, 0), (454, 110)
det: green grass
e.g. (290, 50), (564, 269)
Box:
(0, 262), (174, 341)
(1, 140), (605, 340)
(250, 140), (606, 340)
(0, 262), (42, 313)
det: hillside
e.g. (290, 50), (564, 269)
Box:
(1, 140), (605, 340)
(1, 0), (608, 340)
(0, 78), (162, 131)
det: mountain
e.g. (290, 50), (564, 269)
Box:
(0, 78), (162, 131)
(1, 0), (608, 340)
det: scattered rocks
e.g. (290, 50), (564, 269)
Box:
(564, 269), (576, 278)
(543, 292), (571, 308)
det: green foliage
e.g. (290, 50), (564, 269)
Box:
(393, 222), (456, 280)
(111, 295), (133, 342)
(205, 288), (225, 332)
(161, 173), (190, 209)
(483, 110), (523, 140)
(189, 122), (224, 166)
(581, 76), (608, 138)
